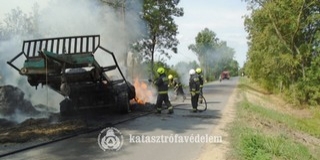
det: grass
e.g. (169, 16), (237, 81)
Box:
(228, 77), (320, 159)
(230, 121), (316, 160)
(240, 100), (320, 138)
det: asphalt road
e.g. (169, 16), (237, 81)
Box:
(3, 77), (239, 160)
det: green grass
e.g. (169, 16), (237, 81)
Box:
(228, 77), (320, 159)
(230, 121), (316, 160)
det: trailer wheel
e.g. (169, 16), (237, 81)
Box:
(127, 82), (136, 100)
(60, 98), (74, 116)
(117, 92), (131, 113)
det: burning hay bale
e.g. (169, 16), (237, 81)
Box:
(129, 78), (156, 112)
(132, 78), (156, 104)
(0, 85), (40, 120)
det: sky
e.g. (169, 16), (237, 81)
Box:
(169, 0), (250, 67)
(0, 0), (250, 67)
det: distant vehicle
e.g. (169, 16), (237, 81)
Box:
(220, 71), (230, 82)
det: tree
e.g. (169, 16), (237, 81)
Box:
(0, 7), (38, 40)
(244, 0), (320, 104)
(142, 0), (184, 78)
(188, 28), (216, 80)
(188, 28), (237, 81)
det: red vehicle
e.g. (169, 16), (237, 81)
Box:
(220, 71), (230, 81)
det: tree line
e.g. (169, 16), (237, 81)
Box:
(244, 0), (320, 105)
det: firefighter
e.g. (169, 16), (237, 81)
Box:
(153, 67), (173, 114)
(168, 74), (174, 87)
(196, 67), (204, 103)
(189, 69), (200, 112)
(168, 74), (186, 101)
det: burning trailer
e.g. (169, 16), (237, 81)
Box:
(7, 35), (136, 116)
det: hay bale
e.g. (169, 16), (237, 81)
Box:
(0, 118), (16, 128)
(0, 85), (39, 116)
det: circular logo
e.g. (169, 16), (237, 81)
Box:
(97, 127), (123, 151)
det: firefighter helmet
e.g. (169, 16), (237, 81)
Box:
(196, 68), (202, 74)
(157, 67), (165, 75)
(189, 69), (196, 75)
(168, 74), (173, 79)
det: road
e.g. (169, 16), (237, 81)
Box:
(3, 77), (239, 160)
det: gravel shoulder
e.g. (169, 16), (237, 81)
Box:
(196, 83), (239, 160)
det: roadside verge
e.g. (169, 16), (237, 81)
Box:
(228, 77), (320, 159)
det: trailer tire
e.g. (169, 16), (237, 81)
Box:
(127, 82), (136, 100)
(117, 92), (131, 113)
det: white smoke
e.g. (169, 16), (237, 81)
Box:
(0, 0), (146, 111)
(37, 0), (145, 60)
(0, 109), (48, 123)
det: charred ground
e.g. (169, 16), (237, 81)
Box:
(0, 84), (154, 154)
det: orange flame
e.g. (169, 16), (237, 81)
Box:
(132, 78), (153, 105)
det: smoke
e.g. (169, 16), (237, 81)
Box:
(0, 0), (147, 111)
(0, 109), (48, 123)
(176, 67), (191, 86)
(0, 37), (23, 85)
(37, 0), (146, 62)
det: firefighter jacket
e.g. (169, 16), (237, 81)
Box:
(172, 78), (182, 89)
(189, 74), (200, 94)
(154, 74), (169, 94)
(198, 73), (204, 88)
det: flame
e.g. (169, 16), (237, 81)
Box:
(134, 97), (145, 104)
(132, 78), (153, 105)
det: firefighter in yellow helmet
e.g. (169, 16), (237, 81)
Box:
(168, 74), (174, 88)
(153, 67), (173, 114)
(168, 74), (186, 102)
(196, 67), (204, 103)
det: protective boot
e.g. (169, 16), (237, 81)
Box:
(156, 108), (161, 114)
(167, 106), (174, 114)
(192, 107), (197, 113)
(182, 95), (186, 102)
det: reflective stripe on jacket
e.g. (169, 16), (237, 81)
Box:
(154, 74), (169, 94)
(189, 74), (200, 92)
